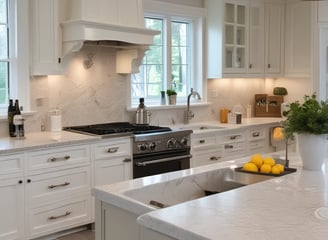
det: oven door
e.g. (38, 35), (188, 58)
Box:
(133, 149), (191, 179)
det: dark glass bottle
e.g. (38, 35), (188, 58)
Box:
(14, 99), (21, 115)
(7, 99), (15, 137)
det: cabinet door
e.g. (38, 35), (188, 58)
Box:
(223, 0), (248, 73)
(265, 3), (284, 76)
(32, 0), (62, 75)
(94, 157), (132, 186)
(284, 2), (312, 77)
(318, 2), (328, 23)
(0, 177), (24, 240)
(248, 1), (265, 75)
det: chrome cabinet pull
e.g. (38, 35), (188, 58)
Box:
(224, 144), (234, 149)
(107, 147), (119, 153)
(123, 158), (131, 163)
(48, 182), (70, 189)
(229, 135), (241, 140)
(48, 155), (70, 162)
(210, 156), (221, 161)
(252, 132), (260, 137)
(48, 211), (71, 220)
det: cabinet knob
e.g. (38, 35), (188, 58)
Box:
(27, 179), (31, 183)
(249, 64), (252, 69)
(199, 140), (205, 144)
(18, 180), (23, 184)
(268, 64), (271, 69)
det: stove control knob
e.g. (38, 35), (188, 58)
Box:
(167, 138), (176, 148)
(138, 143), (148, 151)
(181, 137), (189, 146)
(149, 142), (156, 151)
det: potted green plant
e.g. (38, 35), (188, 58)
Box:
(166, 89), (177, 105)
(283, 93), (328, 170)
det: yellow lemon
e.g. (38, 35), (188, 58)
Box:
(271, 165), (281, 175)
(275, 164), (285, 173)
(260, 164), (272, 174)
(250, 154), (263, 169)
(243, 162), (258, 172)
(263, 157), (275, 167)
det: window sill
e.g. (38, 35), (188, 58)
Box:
(126, 102), (211, 111)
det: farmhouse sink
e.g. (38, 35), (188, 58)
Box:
(122, 167), (274, 208)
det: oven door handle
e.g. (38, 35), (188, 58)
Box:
(135, 154), (192, 167)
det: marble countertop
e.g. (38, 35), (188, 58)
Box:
(0, 131), (100, 154)
(93, 152), (328, 240)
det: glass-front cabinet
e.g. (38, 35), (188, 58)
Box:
(206, 0), (284, 79)
(223, 2), (248, 73)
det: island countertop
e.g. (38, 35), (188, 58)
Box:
(137, 156), (328, 240)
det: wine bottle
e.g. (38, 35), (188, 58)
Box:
(7, 99), (15, 137)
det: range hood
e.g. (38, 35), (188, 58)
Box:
(60, 0), (159, 72)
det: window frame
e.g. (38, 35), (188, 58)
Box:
(130, 0), (206, 107)
(0, 0), (29, 117)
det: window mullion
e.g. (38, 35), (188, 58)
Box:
(165, 17), (172, 90)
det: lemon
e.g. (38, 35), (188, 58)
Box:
(263, 157), (275, 167)
(243, 162), (258, 172)
(271, 165), (281, 175)
(275, 164), (285, 173)
(260, 164), (272, 174)
(250, 154), (263, 169)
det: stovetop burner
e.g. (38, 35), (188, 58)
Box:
(64, 122), (172, 136)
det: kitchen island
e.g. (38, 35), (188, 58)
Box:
(93, 153), (328, 240)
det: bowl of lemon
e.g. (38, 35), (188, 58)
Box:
(235, 154), (297, 176)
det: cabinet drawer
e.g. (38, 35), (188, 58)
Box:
(218, 132), (246, 143)
(248, 129), (265, 141)
(26, 166), (91, 207)
(191, 136), (216, 149)
(0, 153), (24, 176)
(94, 138), (131, 160)
(223, 142), (247, 155)
(192, 148), (223, 167)
(28, 196), (91, 238)
(26, 145), (90, 172)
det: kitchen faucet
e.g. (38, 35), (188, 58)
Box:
(185, 88), (201, 124)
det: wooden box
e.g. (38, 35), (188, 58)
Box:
(254, 94), (283, 117)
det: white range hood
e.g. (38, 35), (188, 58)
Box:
(60, 0), (159, 73)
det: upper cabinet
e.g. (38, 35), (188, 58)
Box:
(31, 0), (63, 76)
(284, 1), (313, 78)
(265, 2), (284, 76)
(206, 0), (284, 79)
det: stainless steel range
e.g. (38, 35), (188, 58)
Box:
(64, 122), (192, 178)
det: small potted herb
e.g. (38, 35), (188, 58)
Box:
(166, 89), (177, 105)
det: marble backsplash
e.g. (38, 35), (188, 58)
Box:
(0, 45), (281, 137)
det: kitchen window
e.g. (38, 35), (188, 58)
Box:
(0, 0), (10, 108)
(131, 1), (206, 107)
(0, 0), (29, 116)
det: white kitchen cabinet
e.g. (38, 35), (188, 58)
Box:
(31, 0), (63, 75)
(207, 0), (284, 78)
(25, 144), (92, 239)
(0, 153), (25, 240)
(265, 2), (284, 76)
(284, 1), (313, 78)
(248, 1), (265, 75)
(318, 2), (328, 23)
(192, 148), (223, 167)
(93, 137), (132, 186)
